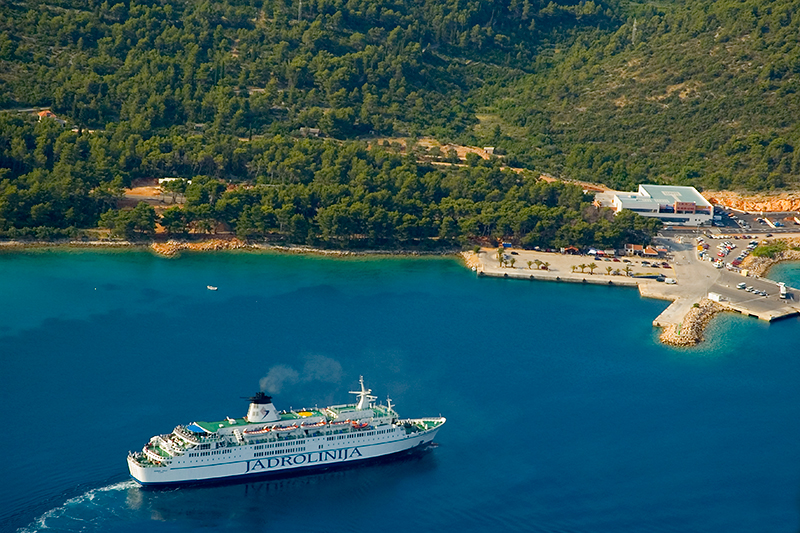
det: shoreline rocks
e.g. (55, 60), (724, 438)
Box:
(740, 237), (800, 277)
(658, 299), (726, 347)
(0, 238), (461, 259)
(150, 239), (254, 256)
(459, 251), (481, 270)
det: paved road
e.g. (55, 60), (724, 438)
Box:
(475, 234), (799, 327)
(648, 233), (800, 324)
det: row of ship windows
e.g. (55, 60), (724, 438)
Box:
(254, 447), (305, 457)
(249, 437), (307, 445)
(188, 449), (232, 457)
(326, 428), (395, 441)
(252, 440), (306, 450)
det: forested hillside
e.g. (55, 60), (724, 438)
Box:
(0, 0), (615, 137)
(0, 0), (795, 245)
(471, 0), (800, 191)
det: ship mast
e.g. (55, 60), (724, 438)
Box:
(350, 376), (377, 409)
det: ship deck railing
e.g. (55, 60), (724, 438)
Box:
(174, 426), (201, 444)
(238, 420), (391, 446)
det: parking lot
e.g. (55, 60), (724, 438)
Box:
(716, 206), (800, 234)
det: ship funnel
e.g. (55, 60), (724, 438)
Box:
(246, 392), (280, 423)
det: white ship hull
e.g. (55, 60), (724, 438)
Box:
(129, 420), (443, 486)
(128, 379), (445, 487)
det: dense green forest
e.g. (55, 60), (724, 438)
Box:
(0, 115), (661, 248)
(2, 0), (795, 246)
(472, 0), (800, 191)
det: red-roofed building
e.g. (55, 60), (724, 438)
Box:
(643, 246), (660, 257)
(37, 110), (66, 125)
(625, 244), (643, 256)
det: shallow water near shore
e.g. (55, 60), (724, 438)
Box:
(767, 260), (800, 287)
(2, 250), (800, 533)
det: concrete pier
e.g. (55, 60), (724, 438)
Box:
(472, 236), (800, 345)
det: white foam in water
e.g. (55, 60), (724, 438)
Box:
(18, 481), (137, 533)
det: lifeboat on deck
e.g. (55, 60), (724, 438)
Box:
(300, 421), (326, 431)
(272, 424), (299, 432)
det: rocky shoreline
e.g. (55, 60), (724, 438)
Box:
(0, 237), (461, 259)
(150, 239), (255, 256)
(459, 250), (481, 270)
(658, 299), (726, 347)
(740, 237), (800, 277)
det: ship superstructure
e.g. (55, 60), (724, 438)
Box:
(128, 377), (445, 486)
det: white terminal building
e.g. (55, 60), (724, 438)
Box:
(598, 184), (714, 226)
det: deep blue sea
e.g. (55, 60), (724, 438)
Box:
(2, 249), (800, 533)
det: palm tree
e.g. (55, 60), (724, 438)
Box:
(606, 266), (613, 275)
(509, 257), (516, 268)
(588, 262), (597, 275)
(624, 265), (632, 277)
(527, 260), (533, 270)
(496, 248), (504, 267)
(534, 259), (542, 270)
(571, 265), (577, 273)
(578, 263), (587, 273)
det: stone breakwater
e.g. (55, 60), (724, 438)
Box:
(150, 239), (254, 256)
(658, 299), (726, 347)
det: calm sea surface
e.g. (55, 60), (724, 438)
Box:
(2, 250), (800, 533)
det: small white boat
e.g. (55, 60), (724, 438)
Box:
(207, 286), (218, 291)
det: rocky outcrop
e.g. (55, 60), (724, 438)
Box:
(460, 251), (481, 270)
(740, 237), (800, 276)
(658, 298), (725, 347)
(704, 191), (800, 213)
(151, 239), (462, 258)
(151, 239), (253, 256)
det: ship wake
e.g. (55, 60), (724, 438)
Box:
(18, 480), (138, 533)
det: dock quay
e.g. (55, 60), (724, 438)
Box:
(467, 235), (800, 346)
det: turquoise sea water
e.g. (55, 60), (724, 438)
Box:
(1, 250), (800, 533)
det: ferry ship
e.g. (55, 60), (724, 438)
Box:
(128, 377), (445, 486)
